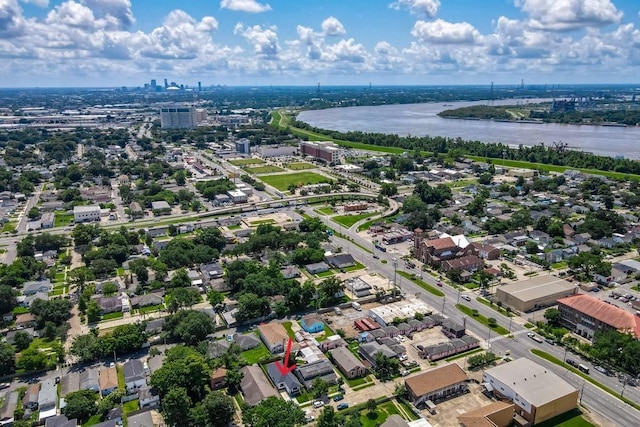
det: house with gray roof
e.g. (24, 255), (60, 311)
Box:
(79, 368), (99, 392)
(123, 359), (147, 393)
(266, 361), (303, 396)
(329, 346), (367, 379)
(305, 262), (330, 275)
(45, 415), (78, 427)
(0, 391), (18, 425)
(127, 411), (155, 427)
(240, 365), (279, 407)
(22, 280), (52, 296)
(359, 342), (396, 367)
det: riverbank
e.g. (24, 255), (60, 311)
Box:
(272, 110), (640, 181)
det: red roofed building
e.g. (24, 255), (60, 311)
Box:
(557, 294), (640, 341)
(414, 229), (460, 267)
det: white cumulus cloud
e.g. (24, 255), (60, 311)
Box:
(518, 0), (623, 31)
(389, 0), (440, 18)
(220, 0), (271, 13)
(81, 0), (135, 28)
(412, 19), (481, 44)
(234, 23), (279, 56)
(321, 16), (346, 36)
(20, 0), (49, 7)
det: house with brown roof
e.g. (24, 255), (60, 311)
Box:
(558, 294), (640, 340)
(258, 322), (290, 353)
(458, 401), (515, 427)
(98, 367), (119, 396)
(413, 231), (460, 267)
(405, 363), (468, 406)
(441, 255), (484, 273)
(15, 312), (36, 329)
(468, 243), (501, 260)
(210, 367), (227, 389)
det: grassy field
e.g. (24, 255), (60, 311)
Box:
(54, 212), (74, 227)
(250, 219), (275, 226)
(344, 261), (366, 272)
(316, 207), (335, 215)
(245, 165), (285, 174)
(456, 304), (510, 335)
(287, 162), (316, 170)
(316, 270), (335, 277)
(282, 321), (296, 339)
(138, 304), (165, 314)
(476, 297), (514, 317)
(260, 171), (330, 191)
(397, 271), (445, 297)
(332, 212), (376, 228)
(359, 401), (402, 427)
(229, 158), (265, 166)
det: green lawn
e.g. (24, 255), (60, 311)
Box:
(83, 414), (103, 426)
(282, 321), (296, 339)
(456, 304), (510, 335)
(397, 271), (445, 297)
(102, 312), (123, 321)
(1, 221), (16, 232)
(316, 270), (335, 277)
(138, 304), (165, 314)
(123, 399), (139, 414)
(117, 365), (125, 390)
(54, 212), (74, 227)
(227, 224), (242, 230)
(12, 307), (29, 315)
(249, 219), (275, 226)
(229, 158), (265, 166)
(241, 343), (271, 364)
(287, 162), (316, 170)
(316, 207), (335, 215)
(260, 171), (331, 191)
(476, 297), (514, 317)
(332, 212), (376, 228)
(535, 409), (595, 427)
(49, 287), (64, 296)
(245, 165), (285, 174)
(55, 272), (66, 282)
(552, 261), (568, 270)
(344, 261), (366, 272)
(359, 401), (402, 427)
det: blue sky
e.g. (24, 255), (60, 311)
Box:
(2, 0), (640, 87)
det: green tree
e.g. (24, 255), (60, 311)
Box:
(0, 342), (16, 376)
(366, 398), (378, 412)
(62, 390), (98, 422)
(87, 300), (102, 323)
(169, 268), (191, 288)
(225, 368), (244, 394)
(70, 333), (100, 363)
(161, 387), (192, 427)
(27, 206), (40, 219)
(164, 310), (215, 346)
(319, 276), (344, 306)
(207, 290), (225, 308)
(317, 406), (339, 427)
(242, 396), (306, 427)
(312, 377), (329, 398)
(13, 331), (32, 351)
(0, 285), (17, 316)
(380, 182), (398, 197)
(200, 391), (235, 427)
(478, 173), (493, 185)
(544, 308), (561, 326)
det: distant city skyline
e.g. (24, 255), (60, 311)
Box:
(1, 0), (640, 87)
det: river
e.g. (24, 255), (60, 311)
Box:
(297, 99), (640, 159)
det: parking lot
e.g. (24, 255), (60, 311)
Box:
(423, 382), (495, 427)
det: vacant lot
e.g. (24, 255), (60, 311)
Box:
(260, 171), (330, 191)
(287, 162), (316, 170)
(245, 165), (285, 174)
(332, 212), (376, 228)
(229, 158), (265, 166)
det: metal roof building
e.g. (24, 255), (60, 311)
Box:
(495, 276), (577, 312)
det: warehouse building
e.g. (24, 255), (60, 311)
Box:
(369, 298), (433, 327)
(495, 276), (576, 312)
(482, 358), (578, 425)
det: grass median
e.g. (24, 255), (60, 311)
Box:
(455, 304), (509, 335)
(398, 271), (444, 297)
(530, 349), (640, 412)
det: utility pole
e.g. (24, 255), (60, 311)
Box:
(392, 258), (398, 297)
(441, 296), (446, 316)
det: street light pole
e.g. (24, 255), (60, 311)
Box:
(562, 347), (568, 367)
(442, 296), (446, 316)
(580, 381), (585, 405)
(392, 258), (398, 297)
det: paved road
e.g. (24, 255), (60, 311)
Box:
(307, 211), (640, 426)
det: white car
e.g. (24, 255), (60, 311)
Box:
(461, 294), (471, 301)
(313, 401), (325, 408)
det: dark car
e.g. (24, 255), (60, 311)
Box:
(337, 403), (349, 410)
(373, 255), (379, 259)
(566, 359), (579, 368)
(436, 282), (443, 287)
(333, 395), (344, 402)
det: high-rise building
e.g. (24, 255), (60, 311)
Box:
(235, 138), (251, 154)
(151, 79), (157, 90)
(160, 106), (197, 129)
(198, 81), (202, 92)
(164, 78), (168, 89)
(299, 141), (340, 164)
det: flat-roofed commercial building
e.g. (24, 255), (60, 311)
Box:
(482, 358), (578, 425)
(495, 276), (576, 312)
